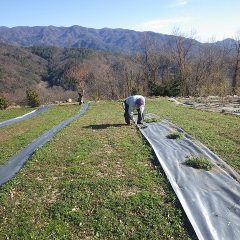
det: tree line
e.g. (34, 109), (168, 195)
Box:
(67, 29), (240, 101)
(0, 30), (239, 106)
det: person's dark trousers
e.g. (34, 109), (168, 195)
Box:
(137, 108), (144, 124)
(124, 101), (131, 124)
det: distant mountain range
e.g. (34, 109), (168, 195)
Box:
(0, 25), (233, 53)
(0, 25), (237, 104)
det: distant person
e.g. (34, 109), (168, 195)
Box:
(123, 95), (145, 125)
(78, 92), (84, 105)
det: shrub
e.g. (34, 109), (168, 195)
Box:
(0, 96), (8, 110)
(26, 88), (40, 107)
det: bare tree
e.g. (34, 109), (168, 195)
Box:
(67, 64), (90, 104)
(231, 31), (240, 95)
(195, 41), (231, 96)
(120, 56), (143, 97)
(81, 53), (121, 100)
(137, 34), (162, 95)
(169, 27), (196, 96)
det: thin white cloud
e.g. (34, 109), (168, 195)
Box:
(168, 0), (188, 8)
(177, 0), (188, 6)
(135, 17), (192, 32)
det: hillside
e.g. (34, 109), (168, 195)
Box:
(0, 43), (95, 103)
(27, 45), (94, 88)
(0, 42), (48, 93)
(0, 42), (144, 104)
(0, 100), (198, 239)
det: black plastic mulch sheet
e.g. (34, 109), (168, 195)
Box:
(0, 105), (51, 128)
(140, 120), (240, 240)
(0, 103), (89, 186)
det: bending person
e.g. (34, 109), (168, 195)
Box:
(123, 95), (145, 125)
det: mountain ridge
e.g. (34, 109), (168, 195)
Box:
(0, 26), (238, 104)
(0, 25), (231, 52)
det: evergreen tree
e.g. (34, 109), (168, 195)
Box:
(26, 88), (40, 107)
(0, 96), (8, 110)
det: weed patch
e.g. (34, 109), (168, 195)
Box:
(144, 117), (160, 123)
(184, 155), (213, 171)
(167, 131), (185, 139)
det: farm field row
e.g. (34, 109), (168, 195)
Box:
(147, 98), (240, 173)
(0, 107), (36, 122)
(0, 105), (80, 165)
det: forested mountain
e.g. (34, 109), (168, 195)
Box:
(0, 25), (203, 52)
(28, 46), (94, 89)
(0, 43), (96, 103)
(0, 42), (47, 92)
(0, 26), (239, 105)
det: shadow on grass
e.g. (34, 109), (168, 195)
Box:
(83, 123), (126, 129)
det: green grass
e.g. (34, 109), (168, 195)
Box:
(0, 101), (196, 239)
(147, 97), (240, 173)
(0, 105), (80, 165)
(1, 97), (237, 239)
(167, 131), (185, 139)
(0, 107), (36, 122)
(184, 155), (213, 171)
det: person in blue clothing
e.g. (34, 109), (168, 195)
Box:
(123, 95), (145, 125)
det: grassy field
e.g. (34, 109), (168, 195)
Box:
(147, 98), (240, 173)
(0, 98), (239, 239)
(0, 101), (196, 239)
(0, 105), (80, 165)
(0, 107), (36, 122)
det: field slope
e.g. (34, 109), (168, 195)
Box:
(0, 105), (80, 165)
(0, 100), (196, 239)
(0, 107), (35, 122)
(147, 98), (240, 173)
(1, 98), (239, 239)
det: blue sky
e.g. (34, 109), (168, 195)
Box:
(0, 0), (239, 42)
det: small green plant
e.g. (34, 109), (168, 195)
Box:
(26, 88), (40, 107)
(144, 117), (160, 123)
(184, 155), (213, 171)
(0, 96), (8, 110)
(166, 131), (184, 139)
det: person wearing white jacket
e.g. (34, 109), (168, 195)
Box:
(123, 95), (145, 125)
